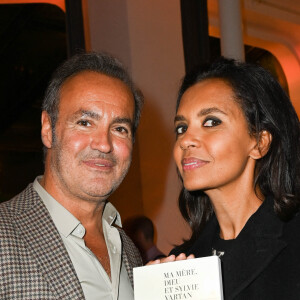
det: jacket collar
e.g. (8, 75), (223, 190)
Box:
(13, 184), (85, 299)
(13, 183), (139, 291)
(188, 197), (287, 299)
(222, 197), (287, 299)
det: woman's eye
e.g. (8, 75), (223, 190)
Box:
(175, 125), (187, 135)
(77, 120), (91, 127)
(203, 118), (221, 127)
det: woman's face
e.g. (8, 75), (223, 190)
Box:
(173, 79), (257, 193)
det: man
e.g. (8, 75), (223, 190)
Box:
(0, 52), (143, 299)
(123, 215), (166, 264)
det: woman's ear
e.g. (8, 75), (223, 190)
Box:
(41, 111), (53, 149)
(250, 130), (272, 160)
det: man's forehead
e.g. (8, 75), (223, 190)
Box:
(61, 70), (126, 90)
(60, 70), (133, 100)
(57, 72), (135, 121)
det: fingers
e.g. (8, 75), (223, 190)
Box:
(160, 255), (177, 263)
(146, 253), (195, 265)
(174, 253), (195, 261)
(146, 255), (176, 265)
(146, 260), (159, 265)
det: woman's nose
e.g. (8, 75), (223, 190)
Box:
(179, 131), (200, 150)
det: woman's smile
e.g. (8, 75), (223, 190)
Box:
(181, 157), (209, 171)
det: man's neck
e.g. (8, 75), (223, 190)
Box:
(40, 173), (106, 232)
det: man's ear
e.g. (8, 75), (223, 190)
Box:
(41, 111), (53, 149)
(250, 130), (272, 160)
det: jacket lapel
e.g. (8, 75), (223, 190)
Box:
(186, 198), (287, 299)
(222, 198), (287, 299)
(13, 185), (85, 299)
(118, 227), (143, 287)
(187, 216), (219, 257)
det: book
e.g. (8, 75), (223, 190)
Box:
(133, 255), (223, 300)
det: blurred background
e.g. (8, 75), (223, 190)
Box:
(0, 0), (299, 254)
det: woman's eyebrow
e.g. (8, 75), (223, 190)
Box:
(174, 107), (227, 123)
(174, 115), (186, 123)
(197, 107), (227, 117)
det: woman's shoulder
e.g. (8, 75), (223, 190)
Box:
(283, 210), (300, 235)
(169, 215), (219, 257)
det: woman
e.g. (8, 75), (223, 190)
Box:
(169, 58), (300, 299)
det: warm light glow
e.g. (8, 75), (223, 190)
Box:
(0, 0), (65, 12)
(208, 9), (300, 117)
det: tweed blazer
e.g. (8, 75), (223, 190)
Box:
(0, 183), (142, 299)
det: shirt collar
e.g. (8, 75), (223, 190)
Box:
(33, 176), (80, 238)
(33, 176), (122, 236)
(103, 201), (122, 227)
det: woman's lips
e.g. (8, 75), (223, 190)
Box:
(181, 157), (208, 171)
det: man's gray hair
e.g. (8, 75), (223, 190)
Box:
(42, 51), (143, 139)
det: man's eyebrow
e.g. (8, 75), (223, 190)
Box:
(73, 110), (133, 127)
(113, 117), (133, 127)
(74, 110), (100, 120)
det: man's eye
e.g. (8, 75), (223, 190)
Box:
(203, 118), (221, 127)
(77, 120), (91, 126)
(114, 126), (132, 138)
(116, 126), (128, 133)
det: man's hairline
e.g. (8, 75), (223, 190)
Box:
(49, 69), (137, 126)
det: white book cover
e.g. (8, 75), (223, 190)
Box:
(133, 256), (223, 300)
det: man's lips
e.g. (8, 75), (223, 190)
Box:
(83, 159), (115, 170)
(181, 157), (208, 171)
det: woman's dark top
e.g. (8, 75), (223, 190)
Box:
(170, 197), (300, 300)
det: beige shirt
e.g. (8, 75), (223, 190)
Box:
(33, 177), (133, 300)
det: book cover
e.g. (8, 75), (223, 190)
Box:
(133, 256), (223, 300)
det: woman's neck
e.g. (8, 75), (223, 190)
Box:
(206, 187), (263, 240)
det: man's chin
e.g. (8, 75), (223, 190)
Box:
(82, 188), (115, 202)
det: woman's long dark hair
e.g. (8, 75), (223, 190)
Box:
(176, 57), (300, 250)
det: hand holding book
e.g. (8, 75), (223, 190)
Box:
(146, 253), (195, 265)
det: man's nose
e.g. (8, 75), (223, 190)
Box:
(90, 129), (112, 153)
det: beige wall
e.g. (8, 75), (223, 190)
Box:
(84, 0), (190, 253)
(84, 0), (300, 254)
(208, 0), (300, 114)
(4, 0), (300, 254)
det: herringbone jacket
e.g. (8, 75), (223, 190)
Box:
(0, 183), (142, 299)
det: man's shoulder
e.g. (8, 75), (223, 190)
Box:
(1, 182), (39, 206)
(0, 183), (39, 221)
(0, 184), (37, 255)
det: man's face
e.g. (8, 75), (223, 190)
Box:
(42, 71), (135, 203)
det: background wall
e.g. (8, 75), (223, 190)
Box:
(85, 0), (190, 253)
(2, 0), (299, 254)
(208, 0), (300, 112)
(84, 0), (300, 254)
